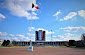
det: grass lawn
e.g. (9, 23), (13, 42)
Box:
(59, 46), (67, 48)
(68, 46), (85, 49)
(0, 46), (28, 48)
(0, 45), (85, 49)
(59, 46), (85, 49)
(75, 47), (85, 49)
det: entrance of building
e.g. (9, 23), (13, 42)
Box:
(37, 43), (44, 46)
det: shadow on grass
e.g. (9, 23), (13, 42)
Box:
(59, 46), (85, 49)
(66, 46), (85, 49)
(73, 47), (85, 49)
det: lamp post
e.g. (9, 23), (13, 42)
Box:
(51, 30), (52, 41)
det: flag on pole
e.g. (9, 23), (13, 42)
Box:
(35, 6), (39, 9)
(32, 3), (39, 9)
(32, 3), (34, 8)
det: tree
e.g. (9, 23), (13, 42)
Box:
(69, 40), (75, 46)
(6, 40), (10, 46)
(81, 33), (85, 41)
(2, 40), (10, 46)
(2, 40), (6, 46)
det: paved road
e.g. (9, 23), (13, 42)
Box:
(0, 47), (85, 55)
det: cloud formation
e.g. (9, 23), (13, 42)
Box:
(53, 10), (61, 16)
(0, 13), (5, 20)
(0, 31), (81, 41)
(0, 32), (7, 36)
(59, 10), (85, 21)
(60, 12), (77, 21)
(28, 27), (35, 31)
(56, 33), (81, 41)
(16, 34), (29, 41)
(78, 10), (85, 19)
(37, 28), (54, 35)
(0, 0), (39, 20)
(0, 32), (30, 41)
(9, 34), (15, 37)
(27, 33), (35, 36)
(53, 10), (61, 20)
(60, 26), (85, 32)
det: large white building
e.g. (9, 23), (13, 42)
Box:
(12, 30), (68, 46)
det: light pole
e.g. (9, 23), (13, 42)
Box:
(51, 30), (52, 41)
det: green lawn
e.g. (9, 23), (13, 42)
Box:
(59, 46), (85, 49)
(0, 46), (28, 48)
(75, 47), (85, 49)
(59, 46), (67, 48)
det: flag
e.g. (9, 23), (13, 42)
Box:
(35, 6), (39, 9)
(32, 3), (34, 8)
(32, 3), (39, 9)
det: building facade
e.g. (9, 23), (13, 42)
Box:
(12, 41), (68, 46)
(35, 30), (45, 41)
(12, 30), (68, 46)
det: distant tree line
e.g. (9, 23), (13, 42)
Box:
(68, 33), (85, 47)
(2, 40), (10, 46)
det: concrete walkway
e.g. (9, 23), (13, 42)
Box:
(0, 47), (85, 55)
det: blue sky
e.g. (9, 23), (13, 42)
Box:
(0, 0), (85, 41)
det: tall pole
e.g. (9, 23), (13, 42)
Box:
(0, 35), (1, 40)
(28, 7), (33, 52)
(30, 9), (33, 46)
(51, 30), (52, 41)
(31, 11), (32, 41)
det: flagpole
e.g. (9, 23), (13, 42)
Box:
(28, 7), (33, 52)
(30, 2), (39, 46)
(30, 9), (33, 46)
(29, 2), (37, 52)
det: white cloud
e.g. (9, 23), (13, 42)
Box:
(32, 12), (37, 15)
(53, 10), (61, 20)
(60, 26), (85, 32)
(0, 32), (81, 41)
(9, 34), (15, 37)
(60, 12), (77, 21)
(0, 32), (7, 36)
(37, 28), (54, 35)
(28, 27), (35, 31)
(53, 10), (61, 16)
(59, 19), (63, 21)
(0, 0), (39, 20)
(46, 30), (54, 35)
(46, 37), (51, 41)
(78, 10), (85, 19)
(37, 28), (45, 31)
(49, 33), (80, 41)
(27, 33), (31, 36)
(16, 34), (24, 37)
(12, 36), (29, 41)
(12, 37), (19, 41)
(0, 32), (31, 41)
(27, 33), (35, 41)
(31, 16), (39, 19)
(15, 34), (29, 41)
(0, 13), (5, 20)
(56, 33), (81, 41)
(26, 15), (39, 20)
(27, 33), (35, 36)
